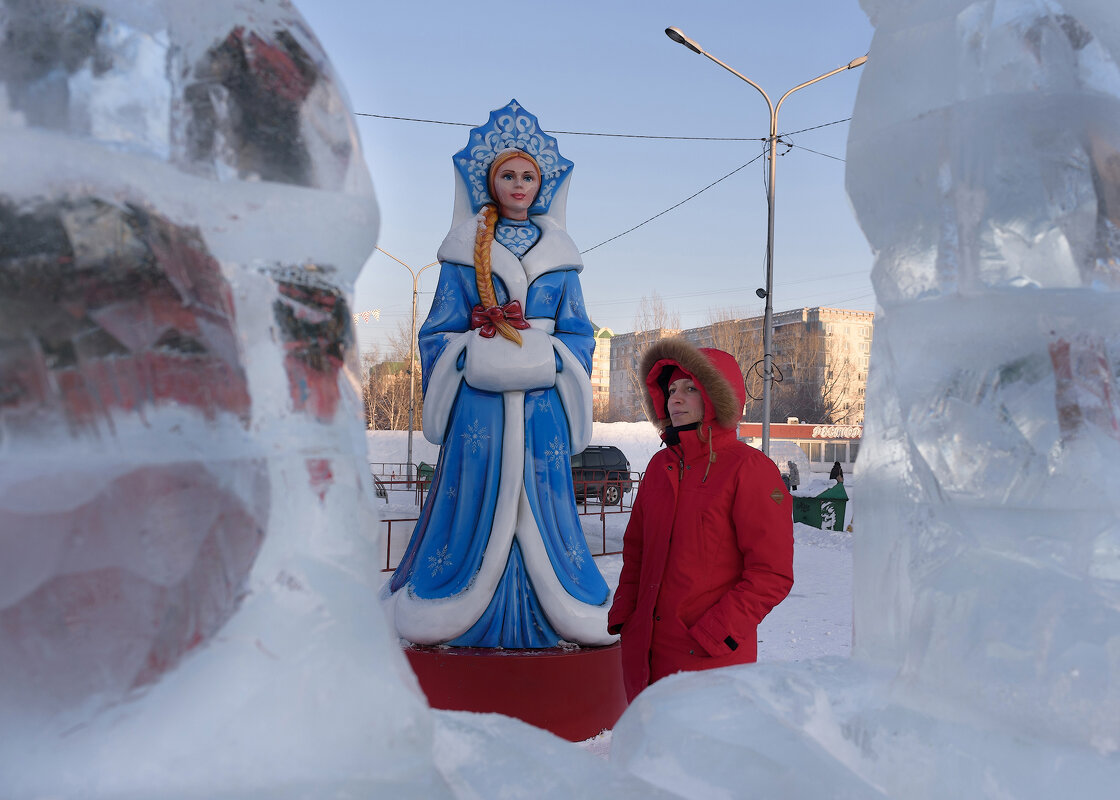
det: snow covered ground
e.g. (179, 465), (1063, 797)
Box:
(367, 421), (854, 669)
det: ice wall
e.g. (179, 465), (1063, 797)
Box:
(0, 1), (433, 795)
(610, 1), (1120, 797)
(847, 0), (1120, 749)
(0, 4), (671, 797)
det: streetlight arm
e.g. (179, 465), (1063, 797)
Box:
(662, 28), (867, 457)
(373, 247), (438, 484)
(775, 56), (869, 119)
(377, 246), (439, 282)
(376, 246), (414, 276)
(698, 52), (775, 121)
(665, 28), (774, 120)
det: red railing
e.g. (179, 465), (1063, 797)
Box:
(378, 473), (642, 572)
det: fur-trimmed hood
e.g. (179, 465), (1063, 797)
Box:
(640, 338), (746, 432)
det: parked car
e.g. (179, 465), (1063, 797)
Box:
(571, 445), (632, 505)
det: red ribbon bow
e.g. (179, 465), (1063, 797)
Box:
(470, 301), (531, 338)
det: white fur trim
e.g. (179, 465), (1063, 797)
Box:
(390, 392), (525, 644)
(554, 339), (593, 453)
(436, 213), (582, 287)
(421, 332), (471, 445)
(391, 375), (610, 646)
(435, 212), (480, 268)
(448, 168), (475, 230)
(488, 235), (530, 303)
(514, 488), (617, 646)
(520, 215), (582, 282)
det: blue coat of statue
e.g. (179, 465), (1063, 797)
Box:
(384, 101), (616, 649)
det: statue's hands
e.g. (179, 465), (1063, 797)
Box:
(463, 327), (556, 393)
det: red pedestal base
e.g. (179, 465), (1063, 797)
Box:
(404, 642), (628, 742)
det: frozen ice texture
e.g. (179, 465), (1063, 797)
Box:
(847, 0), (1120, 748)
(609, 0), (1120, 797)
(0, 0), (441, 795)
(848, 0), (1120, 304)
(0, 3), (667, 798)
(15, 0), (1120, 796)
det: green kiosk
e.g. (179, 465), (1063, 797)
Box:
(792, 483), (848, 531)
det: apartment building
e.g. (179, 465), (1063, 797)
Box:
(590, 326), (613, 412)
(606, 307), (873, 424)
(608, 326), (681, 421)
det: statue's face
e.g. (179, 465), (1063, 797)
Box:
(490, 156), (540, 221)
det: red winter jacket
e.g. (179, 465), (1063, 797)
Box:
(606, 339), (794, 702)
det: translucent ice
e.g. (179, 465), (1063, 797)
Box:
(848, 0), (1120, 303)
(0, 0), (441, 795)
(609, 0), (1120, 796)
(0, 3), (667, 797)
(847, 0), (1120, 749)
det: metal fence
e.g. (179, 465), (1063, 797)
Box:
(377, 473), (643, 572)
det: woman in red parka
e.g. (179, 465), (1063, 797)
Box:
(607, 338), (794, 702)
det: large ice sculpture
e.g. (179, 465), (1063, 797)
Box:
(0, 0), (421, 795)
(0, 4), (664, 797)
(847, 0), (1120, 749)
(609, 1), (1120, 796)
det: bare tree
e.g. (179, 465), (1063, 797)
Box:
(360, 321), (425, 430)
(706, 308), (764, 421)
(612, 294), (681, 421)
(768, 322), (859, 424)
(592, 395), (612, 423)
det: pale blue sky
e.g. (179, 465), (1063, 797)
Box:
(295, 0), (877, 356)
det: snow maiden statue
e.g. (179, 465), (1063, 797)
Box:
(384, 100), (615, 649)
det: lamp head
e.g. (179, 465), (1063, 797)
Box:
(755, 288), (768, 299)
(665, 26), (703, 55)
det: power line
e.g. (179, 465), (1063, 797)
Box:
(353, 111), (853, 143)
(778, 117), (852, 137)
(579, 152), (767, 255)
(786, 142), (845, 162)
(354, 110), (854, 257)
(585, 270), (872, 308)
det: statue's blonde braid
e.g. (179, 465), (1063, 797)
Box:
(473, 204), (522, 345)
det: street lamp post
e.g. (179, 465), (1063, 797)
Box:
(376, 247), (439, 485)
(665, 26), (866, 456)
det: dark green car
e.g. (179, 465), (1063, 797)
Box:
(571, 445), (632, 505)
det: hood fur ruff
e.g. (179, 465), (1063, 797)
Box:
(640, 338), (746, 432)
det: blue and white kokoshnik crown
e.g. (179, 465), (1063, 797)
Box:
(453, 99), (573, 217)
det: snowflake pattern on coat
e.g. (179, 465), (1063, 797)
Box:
(461, 420), (489, 453)
(546, 436), (568, 471)
(428, 545), (452, 576)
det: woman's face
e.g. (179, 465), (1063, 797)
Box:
(491, 155), (540, 220)
(667, 378), (704, 427)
